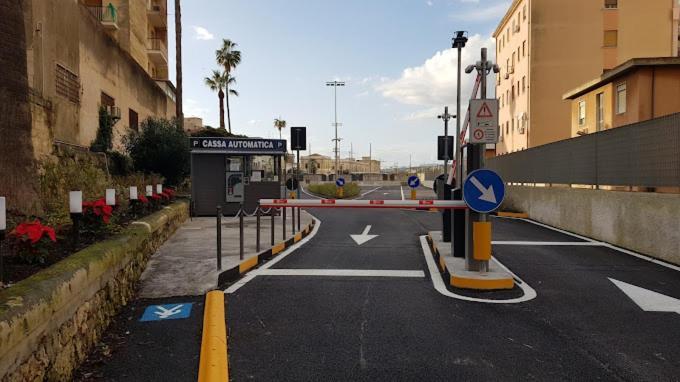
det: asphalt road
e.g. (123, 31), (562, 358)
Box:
(227, 185), (680, 381)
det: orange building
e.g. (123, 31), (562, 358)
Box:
(564, 57), (680, 135)
(494, 0), (680, 155)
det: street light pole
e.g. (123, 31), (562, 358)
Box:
(326, 81), (345, 179)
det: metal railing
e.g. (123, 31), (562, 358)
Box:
(486, 112), (680, 188)
(86, 5), (117, 24)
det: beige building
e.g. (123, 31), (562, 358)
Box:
(24, 0), (175, 158)
(494, 0), (680, 155)
(300, 154), (381, 176)
(564, 57), (680, 135)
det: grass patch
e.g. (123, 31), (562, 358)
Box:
(307, 182), (360, 199)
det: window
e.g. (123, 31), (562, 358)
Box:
(596, 92), (604, 131)
(523, 4), (526, 20)
(522, 76), (526, 93)
(604, 30), (618, 47)
(523, 41), (526, 57)
(604, 0), (617, 9)
(55, 64), (80, 103)
(511, 85), (515, 100)
(506, 122), (509, 135)
(101, 92), (115, 107)
(616, 83), (627, 114)
(512, 52), (515, 68)
(506, 58), (510, 72)
(511, 118), (514, 132)
(517, 81), (520, 96)
(129, 109), (139, 131)
(578, 100), (586, 125)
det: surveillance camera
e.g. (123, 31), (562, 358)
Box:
(465, 65), (475, 74)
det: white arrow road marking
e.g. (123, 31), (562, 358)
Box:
(350, 225), (379, 246)
(470, 176), (497, 204)
(610, 278), (680, 314)
(154, 304), (184, 319)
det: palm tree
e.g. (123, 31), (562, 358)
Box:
(274, 118), (286, 139)
(204, 70), (227, 129)
(215, 39), (241, 133)
(175, 0), (183, 128)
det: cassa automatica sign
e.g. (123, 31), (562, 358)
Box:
(190, 137), (287, 154)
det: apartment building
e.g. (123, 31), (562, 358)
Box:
(564, 57), (680, 134)
(494, 0), (680, 155)
(300, 154), (381, 176)
(24, 0), (175, 158)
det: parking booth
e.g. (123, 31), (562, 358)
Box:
(190, 137), (287, 216)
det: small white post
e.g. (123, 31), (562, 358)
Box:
(106, 189), (116, 206)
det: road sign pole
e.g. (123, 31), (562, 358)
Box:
(296, 149), (301, 199)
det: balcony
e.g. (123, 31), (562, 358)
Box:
(147, 1), (167, 27)
(147, 38), (168, 65)
(87, 4), (119, 31)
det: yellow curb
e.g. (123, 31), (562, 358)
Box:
(239, 256), (258, 274)
(498, 211), (529, 218)
(198, 291), (228, 382)
(294, 232), (302, 243)
(438, 255), (447, 272)
(271, 242), (286, 255)
(451, 275), (514, 290)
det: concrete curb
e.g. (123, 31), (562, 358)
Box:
(497, 211), (529, 218)
(198, 291), (228, 382)
(216, 219), (317, 288)
(426, 233), (514, 290)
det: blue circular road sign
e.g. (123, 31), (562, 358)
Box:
(407, 175), (421, 189)
(336, 177), (345, 187)
(463, 169), (505, 213)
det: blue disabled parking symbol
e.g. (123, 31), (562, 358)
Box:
(407, 175), (420, 188)
(463, 169), (505, 213)
(140, 303), (193, 322)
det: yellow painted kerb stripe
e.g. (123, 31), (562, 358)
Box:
(198, 291), (228, 382)
(272, 242), (286, 255)
(294, 232), (302, 242)
(498, 211), (529, 218)
(451, 275), (514, 290)
(239, 256), (258, 274)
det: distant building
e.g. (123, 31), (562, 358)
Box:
(564, 57), (680, 135)
(494, 0), (680, 155)
(23, 0), (176, 158)
(299, 154), (380, 176)
(184, 117), (203, 133)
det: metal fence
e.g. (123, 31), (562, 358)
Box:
(486, 112), (680, 187)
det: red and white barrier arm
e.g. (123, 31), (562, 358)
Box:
(259, 199), (468, 209)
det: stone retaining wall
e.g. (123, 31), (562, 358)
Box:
(502, 186), (680, 265)
(0, 201), (189, 381)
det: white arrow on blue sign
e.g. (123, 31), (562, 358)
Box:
(407, 175), (420, 189)
(139, 303), (193, 322)
(336, 177), (345, 187)
(463, 169), (505, 213)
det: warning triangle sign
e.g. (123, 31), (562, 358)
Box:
(476, 102), (494, 118)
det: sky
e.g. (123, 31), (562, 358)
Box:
(167, 0), (509, 167)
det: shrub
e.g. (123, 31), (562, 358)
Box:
(9, 220), (57, 264)
(91, 106), (114, 152)
(307, 182), (360, 199)
(108, 151), (134, 176)
(124, 118), (190, 185)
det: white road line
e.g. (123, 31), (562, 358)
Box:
(300, 185), (322, 199)
(491, 241), (607, 246)
(420, 236), (537, 304)
(225, 214), (322, 294)
(400, 186), (405, 200)
(358, 186), (382, 199)
(255, 269), (425, 278)
(505, 216), (680, 274)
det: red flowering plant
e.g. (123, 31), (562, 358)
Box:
(81, 198), (115, 238)
(149, 193), (162, 210)
(129, 194), (149, 218)
(9, 220), (58, 264)
(160, 188), (175, 205)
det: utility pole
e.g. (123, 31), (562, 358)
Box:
(326, 81), (345, 179)
(451, 31), (468, 257)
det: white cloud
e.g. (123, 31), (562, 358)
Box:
(192, 26), (214, 41)
(426, 0), (434, 6)
(376, 34), (496, 110)
(450, 1), (510, 22)
(184, 98), (210, 120)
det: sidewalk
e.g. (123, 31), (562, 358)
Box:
(138, 210), (314, 298)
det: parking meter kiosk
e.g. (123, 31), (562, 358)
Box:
(190, 137), (287, 216)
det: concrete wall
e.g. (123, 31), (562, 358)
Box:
(502, 186), (680, 265)
(0, 202), (189, 381)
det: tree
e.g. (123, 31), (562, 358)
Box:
(0, 0), (41, 213)
(204, 70), (227, 129)
(274, 118), (286, 139)
(215, 39), (241, 133)
(175, 0), (183, 129)
(124, 118), (189, 186)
